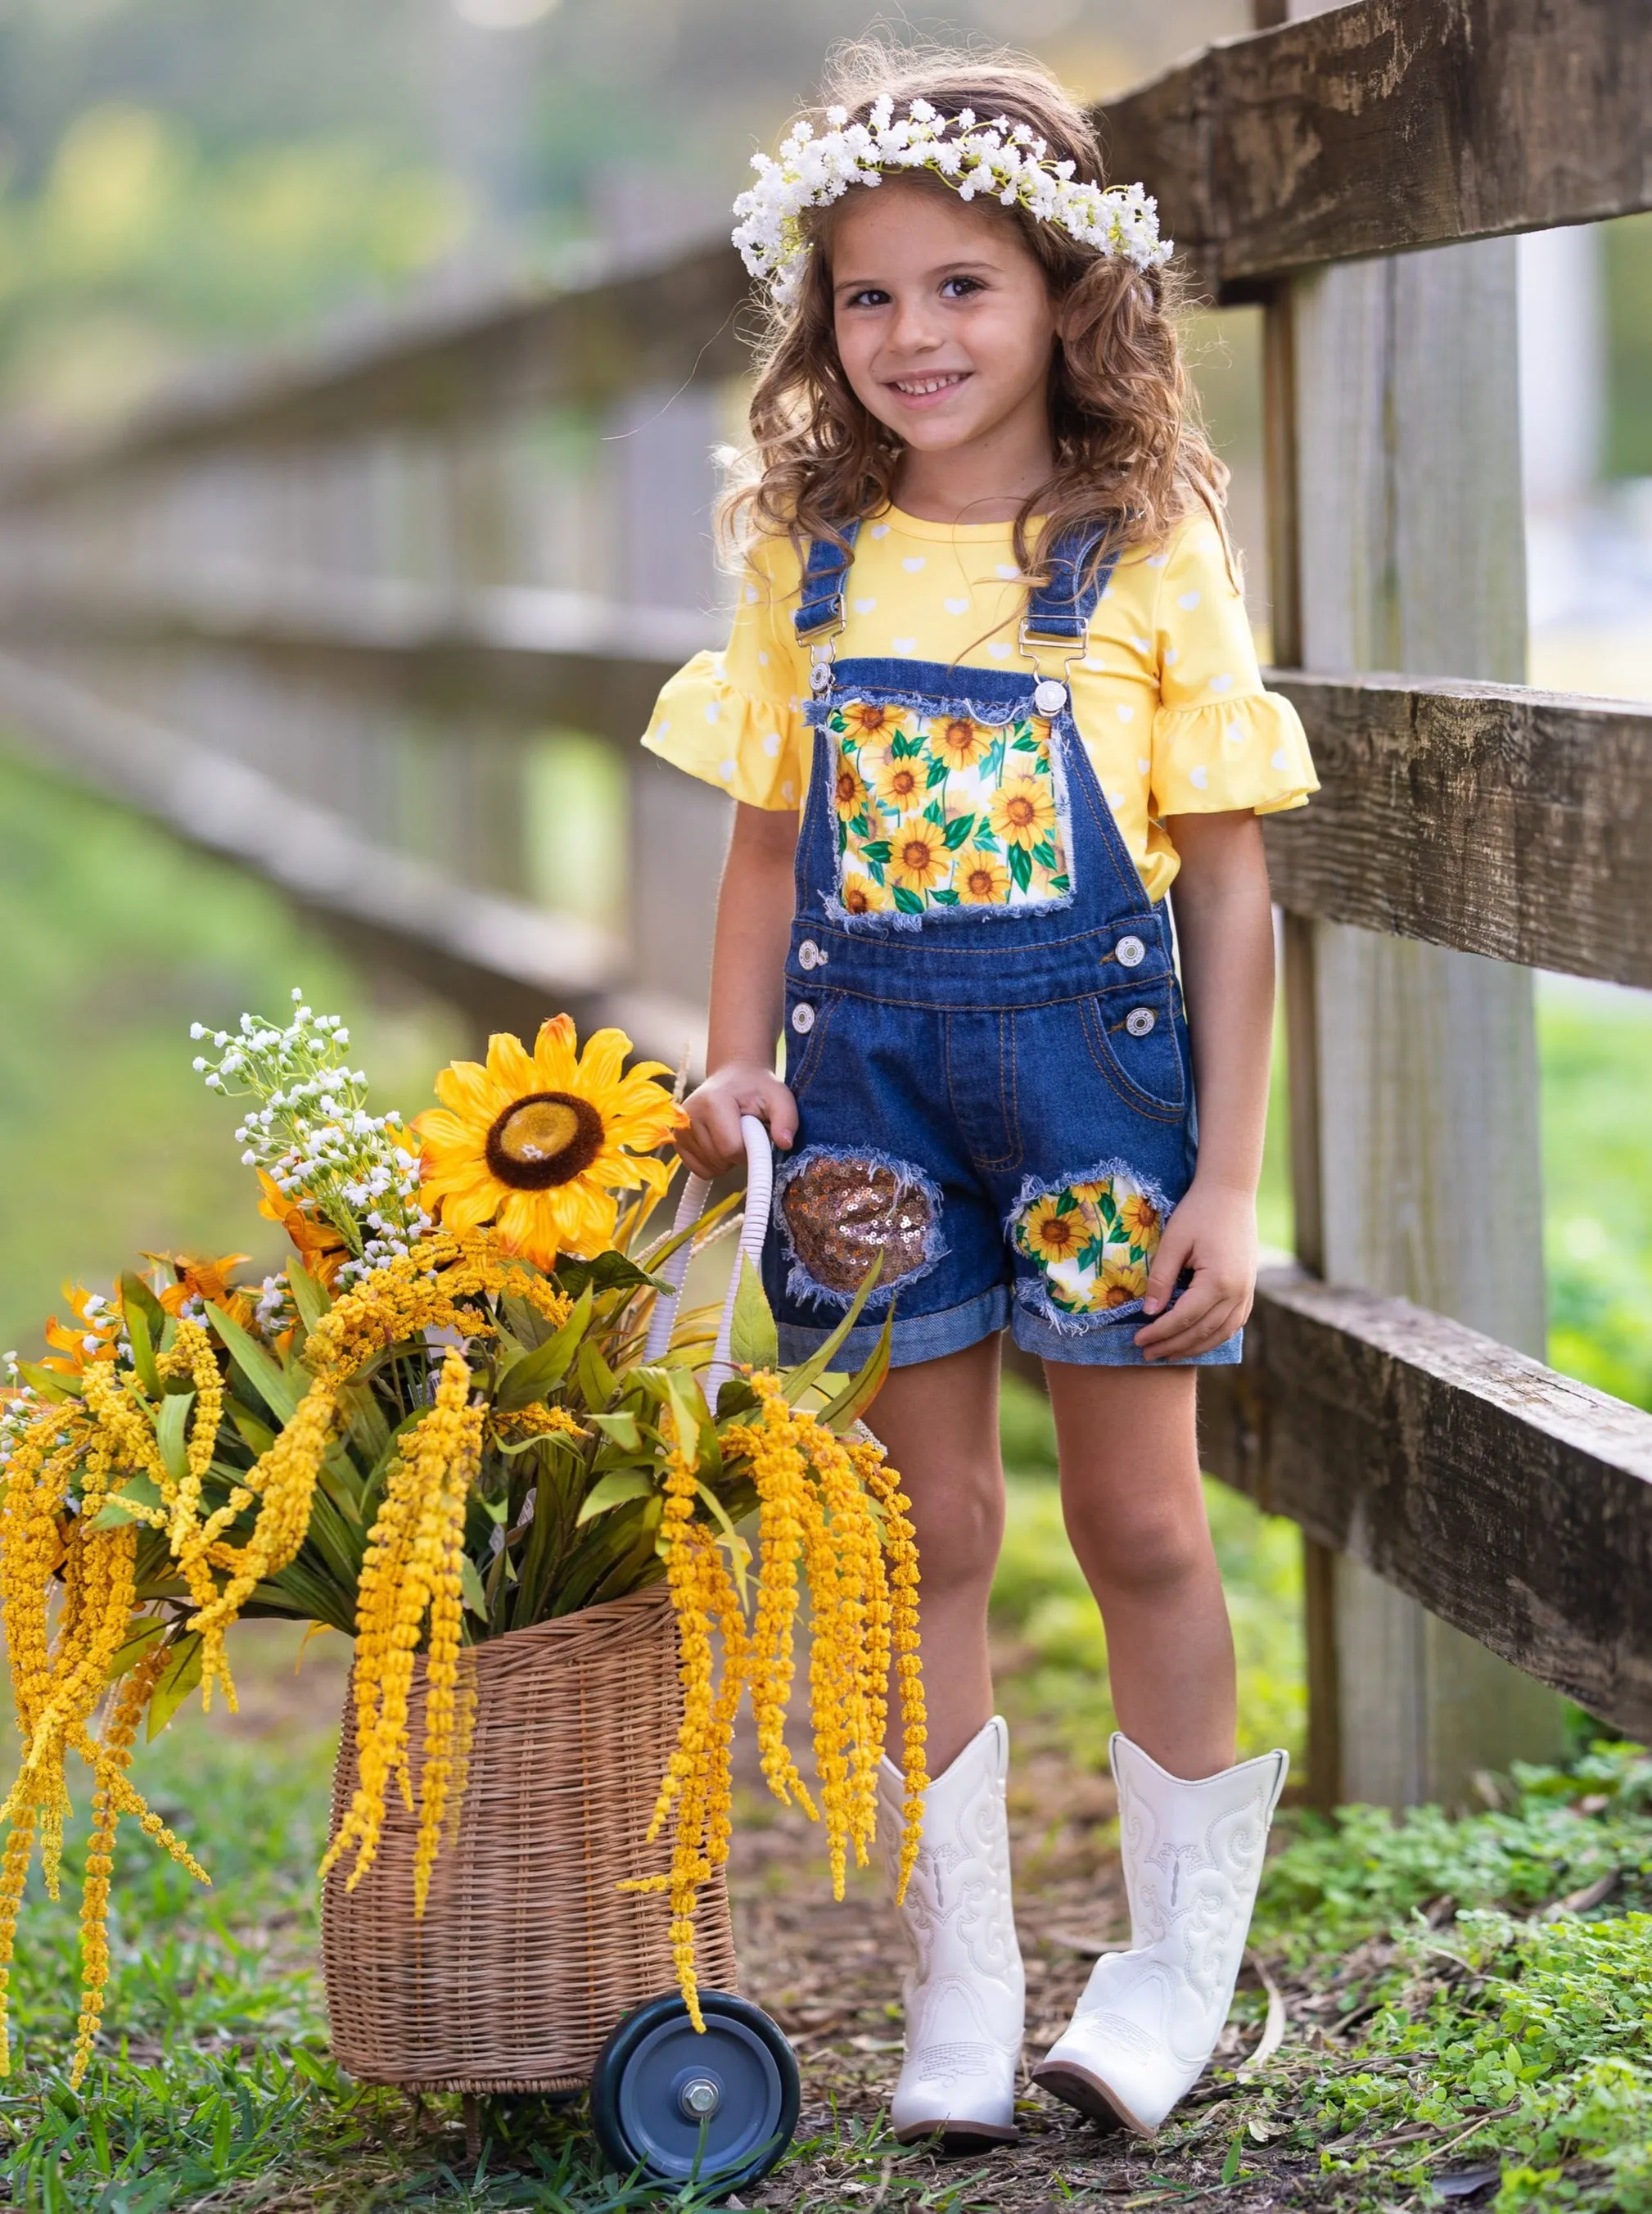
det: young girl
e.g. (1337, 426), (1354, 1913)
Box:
(644, 47), (1316, 2146)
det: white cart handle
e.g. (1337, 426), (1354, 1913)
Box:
(640, 1114), (774, 1398)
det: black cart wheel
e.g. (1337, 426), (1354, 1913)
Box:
(590, 1989), (801, 2191)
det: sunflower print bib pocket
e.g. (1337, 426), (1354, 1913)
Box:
(823, 695), (1075, 924)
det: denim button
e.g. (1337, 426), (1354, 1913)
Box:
(1125, 1006), (1156, 1037)
(798, 939), (819, 969)
(1033, 677), (1068, 716)
(791, 1002), (815, 1034)
(1115, 934), (1146, 969)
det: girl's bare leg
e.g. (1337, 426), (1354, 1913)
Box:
(862, 1334), (1005, 1773)
(1045, 1362), (1237, 1779)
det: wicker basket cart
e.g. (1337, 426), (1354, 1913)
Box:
(321, 1118), (804, 2192)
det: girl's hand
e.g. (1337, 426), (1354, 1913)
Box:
(1132, 1179), (1257, 1362)
(677, 1061), (797, 1180)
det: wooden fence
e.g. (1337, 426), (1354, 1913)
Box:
(0, 0), (1649, 1807)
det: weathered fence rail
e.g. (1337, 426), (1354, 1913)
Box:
(1, 0), (1649, 1802)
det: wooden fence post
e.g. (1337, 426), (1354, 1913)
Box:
(1266, 0), (1568, 1808)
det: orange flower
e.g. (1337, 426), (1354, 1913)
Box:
(152, 1253), (256, 1326)
(41, 1287), (122, 1376)
(257, 1173), (350, 1289)
(1117, 1192), (1162, 1251)
(832, 758), (870, 820)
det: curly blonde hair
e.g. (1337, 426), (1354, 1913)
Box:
(720, 42), (1230, 590)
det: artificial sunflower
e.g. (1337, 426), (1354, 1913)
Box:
(928, 716), (991, 771)
(989, 775), (1058, 850)
(413, 1017), (683, 1269)
(872, 752), (926, 815)
(887, 824), (950, 897)
(957, 854), (1011, 905)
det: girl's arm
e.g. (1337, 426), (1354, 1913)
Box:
(1134, 810), (1275, 1360)
(677, 801), (801, 1178)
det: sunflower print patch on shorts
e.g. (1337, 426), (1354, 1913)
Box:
(826, 700), (1073, 916)
(1011, 1167), (1165, 1317)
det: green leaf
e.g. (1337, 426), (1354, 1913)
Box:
(930, 888), (960, 906)
(780, 1253), (884, 1401)
(1221, 2130), (1244, 2186)
(155, 1390), (193, 1487)
(1009, 843), (1033, 892)
(287, 1262), (331, 1335)
(575, 1336), (618, 1412)
(555, 1251), (672, 1301)
(817, 1306), (895, 1430)
(147, 1633), (204, 1741)
(860, 839), (892, 865)
(16, 1358), (79, 1401)
(495, 1283), (593, 1410)
(576, 1469), (657, 1525)
(459, 1552), (490, 1620)
(660, 1365), (720, 1480)
(589, 1410), (641, 1451)
(892, 885), (925, 914)
(1031, 838), (1057, 870)
(729, 1256), (779, 1371)
(106, 1615), (168, 1681)
(924, 756), (950, 788)
(942, 813), (975, 848)
(228, 1403), (277, 1458)
(87, 1469), (169, 1534)
(119, 1269), (167, 1343)
(923, 799), (946, 826)
(205, 1303), (300, 1426)
(120, 1280), (165, 1401)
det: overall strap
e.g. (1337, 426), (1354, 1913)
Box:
(792, 518), (863, 644)
(1022, 522), (1118, 648)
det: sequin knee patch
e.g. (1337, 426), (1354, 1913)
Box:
(1007, 1159), (1171, 1329)
(774, 1145), (946, 1310)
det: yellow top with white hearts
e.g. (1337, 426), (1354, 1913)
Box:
(641, 505), (1316, 904)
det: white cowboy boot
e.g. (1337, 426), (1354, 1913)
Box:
(876, 1715), (1025, 2147)
(1033, 1732), (1288, 2135)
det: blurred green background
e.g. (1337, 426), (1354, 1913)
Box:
(1, 0), (1650, 1779)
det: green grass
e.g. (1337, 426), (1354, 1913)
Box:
(1187, 1745), (1652, 2211)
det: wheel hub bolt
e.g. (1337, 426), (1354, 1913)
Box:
(679, 2075), (721, 2119)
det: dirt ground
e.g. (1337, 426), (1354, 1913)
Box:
(724, 1726), (1315, 2212)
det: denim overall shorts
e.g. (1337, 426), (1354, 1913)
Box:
(764, 518), (1241, 1374)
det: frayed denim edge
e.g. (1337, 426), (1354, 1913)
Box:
(1004, 1152), (1177, 1336)
(772, 1141), (950, 1314)
(1006, 1153), (1178, 1229)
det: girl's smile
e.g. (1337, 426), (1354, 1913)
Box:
(828, 178), (1059, 522)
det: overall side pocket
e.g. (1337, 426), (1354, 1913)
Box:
(1079, 981), (1187, 1119)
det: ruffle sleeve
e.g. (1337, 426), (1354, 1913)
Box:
(1149, 514), (1320, 817)
(1151, 690), (1318, 816)
(641, 650), (810, 812)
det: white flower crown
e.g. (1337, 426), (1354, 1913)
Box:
(732, 94), (1171, 310)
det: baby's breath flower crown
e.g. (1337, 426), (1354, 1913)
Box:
(733, 93), (1171, 308)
